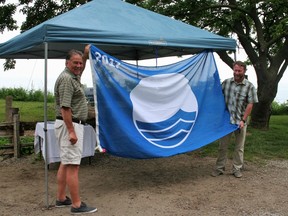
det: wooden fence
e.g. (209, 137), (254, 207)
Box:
(0, 96), (33, 158)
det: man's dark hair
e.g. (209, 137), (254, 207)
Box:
(233, 61), (247, 71)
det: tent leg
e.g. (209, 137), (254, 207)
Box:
(44, 42), (49, 208)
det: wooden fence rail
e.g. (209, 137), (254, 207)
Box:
(0, 114), (21, 157)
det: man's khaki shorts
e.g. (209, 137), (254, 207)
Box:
(54, 119), (84, 165)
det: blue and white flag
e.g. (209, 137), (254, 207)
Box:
(89, 45), (238, 159)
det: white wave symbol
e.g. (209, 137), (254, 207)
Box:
(131, 73), (198, 148)
(135, 111), (196, 148)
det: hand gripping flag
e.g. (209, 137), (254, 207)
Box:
(89, 45), (238, 159)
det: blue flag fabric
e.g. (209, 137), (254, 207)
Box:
(89, 45), (238, 159)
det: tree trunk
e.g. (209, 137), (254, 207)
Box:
(250, 101), (271, 130)
(249, 57), (279, 130)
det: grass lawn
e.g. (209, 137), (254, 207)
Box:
(0, 99), (287, 162)
(194, 115), (288, 162)
(0, 99), (55, 122)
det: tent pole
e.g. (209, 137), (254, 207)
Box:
(154, 47), (158, 67)
(44, 42), (49, 208)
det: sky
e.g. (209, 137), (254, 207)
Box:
(0, 2), (287, 103)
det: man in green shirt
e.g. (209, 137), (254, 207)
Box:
(54, 45), (97, 214)
(211, 61), (258, 178)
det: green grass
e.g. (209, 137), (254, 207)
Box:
(245, 116), (288, 160)
(0, 99), (287, 162)
(194, 115), (288, 162)
(0, 137), (10, 145)
(0, 99), (55, 122)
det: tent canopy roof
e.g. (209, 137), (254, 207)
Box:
(0, 0), (236, 60)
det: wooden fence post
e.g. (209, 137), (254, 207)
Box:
(13, 113), (20, 158)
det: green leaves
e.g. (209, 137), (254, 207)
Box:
(3, 59), (16, 71)
(0, 2), (17, 33)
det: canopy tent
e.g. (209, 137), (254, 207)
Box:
(0, 0), (237, 208)
(0, 0), (235, 60)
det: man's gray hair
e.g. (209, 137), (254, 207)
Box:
(66, 49), (83, 60)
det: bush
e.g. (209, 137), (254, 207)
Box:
(271, 101), (288, 115)
(0, 87), (54, 102)
(0, 87), (27, 101)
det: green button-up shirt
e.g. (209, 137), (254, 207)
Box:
(222, 78), (258, 124)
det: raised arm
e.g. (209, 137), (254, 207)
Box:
(82, 44), (91, 73)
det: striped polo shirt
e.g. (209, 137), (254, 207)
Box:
(222, 78), (258, 124)
(54, 67), (88, 121)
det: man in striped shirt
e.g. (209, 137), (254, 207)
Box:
(54, 45), (97, 214)
(211, 61), (258, 178)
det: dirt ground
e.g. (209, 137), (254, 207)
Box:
(0, 151), (288, 216)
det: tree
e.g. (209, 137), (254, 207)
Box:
(1, 0), (287, 129)
(0, 0), (90, 69)
(126, 0), (288, 130)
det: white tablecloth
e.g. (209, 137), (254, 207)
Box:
(34, 122), (96, 164)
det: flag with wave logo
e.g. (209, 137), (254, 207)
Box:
(89, 45), (238, 159)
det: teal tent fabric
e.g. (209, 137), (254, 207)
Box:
(0, 0), (236, 60)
